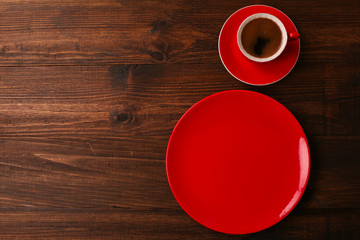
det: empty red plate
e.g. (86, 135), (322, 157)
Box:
(166, 90), (310, 234)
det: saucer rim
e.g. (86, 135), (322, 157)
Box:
(218, 4), (300, 86)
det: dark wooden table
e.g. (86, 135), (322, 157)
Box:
(0, 0), (359, 239)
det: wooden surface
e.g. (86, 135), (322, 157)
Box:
(0, 0), (359, 239)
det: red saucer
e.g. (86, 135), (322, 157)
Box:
(218, 5), (300, 85)
(166, 90), (310, 234)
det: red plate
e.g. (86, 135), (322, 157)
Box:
(166, 90), (310, 234)
(218, 5), (300, 85)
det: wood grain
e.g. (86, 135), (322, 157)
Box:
(0, 0), (358, 65)
(0, 0), (359, 239)
(0, 208), (359, 240)
(0, 63), (359, 136)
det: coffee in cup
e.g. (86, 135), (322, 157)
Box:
(237, 13), (299, 62)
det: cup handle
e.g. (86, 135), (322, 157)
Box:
(288, 32), (300, 41)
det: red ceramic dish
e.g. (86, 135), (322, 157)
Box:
(166, 90), (310, 234)
(218, 5), (300, 85)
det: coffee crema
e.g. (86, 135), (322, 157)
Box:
(241, 18), (282, 58)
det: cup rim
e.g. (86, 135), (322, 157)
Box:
(237, 13), (288, 63)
